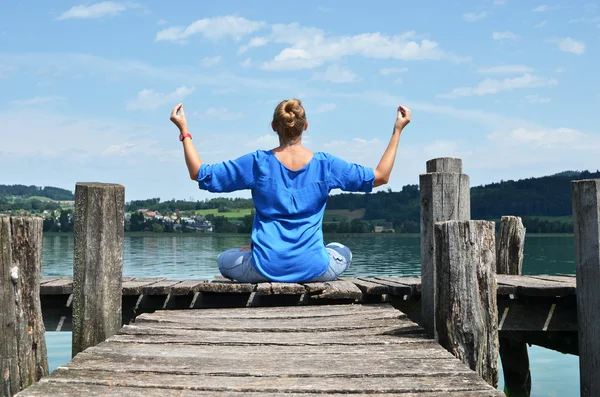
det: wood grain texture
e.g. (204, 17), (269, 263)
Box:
(435, 220), (498, 388)
(420, 170), (470, 335)
(572, 179), (600, 397)
(496, 216), (531, 397)
(1, 217), (48, 397)
(496, 216), (525, 276)
(426, 158), (463, 173)
(72, 182), (125, 357)
(16, 304), (503, 396)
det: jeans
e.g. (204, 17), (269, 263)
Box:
(216, 242), (352, 283)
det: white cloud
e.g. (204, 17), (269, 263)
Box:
(57, 2), (139, 20)
(313, 65), (357, 83)
(438, 74), (558, 98)
(463, 12), (488, 22)
(313, 103), (337, 113)
(380, 67), (408, 75)
(238, 37), (270, 54)
(555, 67), (566, 73)
(477, 65), (534, 74)
(201, 107), (245, 120)
(549, 37), (586, 55)
(525, 94), (551, 104)
(533, 4), (560, 12)
(492, 31), (519, 41)
(488, 127), (584, 147)
(535, 20), (548, 28)
(155, 16), (266, 42)
(157, 19), (168, 26)
(126, 85), (195, 111)
(201, 56), (221, 67)
(255, 23), (468, 71)
(11, 96), (65, 105)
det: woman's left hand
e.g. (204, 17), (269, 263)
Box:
(170, 103), (188, 132)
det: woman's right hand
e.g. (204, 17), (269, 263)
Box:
(170, 103), (188, 132)
(394, 105), (411, 131)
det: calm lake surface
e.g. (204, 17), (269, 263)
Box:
(43, 233), (579, 397)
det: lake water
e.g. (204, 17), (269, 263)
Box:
(42, 233), (579, 397)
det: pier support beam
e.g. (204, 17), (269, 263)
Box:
(497, 216), (531, 397)
(72, 183), (125, 357)
(435, 220), (498, 387)
(1, 217), (48, 397)
(420, 157), (470, 335)
(572, 179), (600, 397)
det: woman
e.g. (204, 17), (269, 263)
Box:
(170, 99), (410, 283)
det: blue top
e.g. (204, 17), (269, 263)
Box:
(197, 150), (375, 282)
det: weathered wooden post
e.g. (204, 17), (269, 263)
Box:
(434, 220), (498, 387)
(572, 179), (600, 397)
(72, 183), (125, 357)
(420, 157), (470, 335)
(497, 216), (531, 397)
(1, 216), (48, 397)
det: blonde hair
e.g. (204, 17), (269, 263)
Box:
(272, 98), (306, 146)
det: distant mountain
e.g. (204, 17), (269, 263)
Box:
(326, 170), (600, 226)
(0, 184), (74, 201)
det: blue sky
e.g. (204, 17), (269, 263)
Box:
(0, 1), (598, 201)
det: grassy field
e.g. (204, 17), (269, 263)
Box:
(194, 208), (254, 219)
(323, 209), (366, 222)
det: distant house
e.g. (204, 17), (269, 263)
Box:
(374, 224), (395, 233)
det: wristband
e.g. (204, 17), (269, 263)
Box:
(179, 132), (192, 142)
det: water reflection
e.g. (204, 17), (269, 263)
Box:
(42, 234), (576, 278)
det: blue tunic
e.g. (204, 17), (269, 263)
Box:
(197, 150), (375, 282)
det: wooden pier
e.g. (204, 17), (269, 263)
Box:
(3, 158), (600, 397)
(16, 304), (504, 396)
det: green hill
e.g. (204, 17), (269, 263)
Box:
(0, 184), (74, 200)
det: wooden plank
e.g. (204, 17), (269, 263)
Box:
(39, 277), (62, 285)
(255, 282), (305, 295)
(197, 280), (253, 293)
(86, 342), (448, 358)
(38, 278), (73, 295)
(530, 275), (577, 286)
(140, 280), (184, 295)
(121, 278), (167, 295)
(378, 276), (422, 293)
(373, 277), (421, 296)
(496, 275), (575, 297)
(133, 315), (406, 332)
(112, 327), (432, 345)
(169, 279), (207, 295)
(134, 303), (395, 319)
(342, 277), (390, 295)
(36, 369), (502, 394)
(60, 351), (475, 377)
(308, 280), (362, 300)
(16, 382), (506, 397)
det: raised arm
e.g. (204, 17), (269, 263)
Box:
(170, 103), (203, 180)
(373, 105), (411, 187)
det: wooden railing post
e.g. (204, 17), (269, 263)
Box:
(1, 216), (48, 397)
(72, 183), (125, 357)
(419, 157), (470, 335)
(497, 216), (531, 397)
(572, 179), (600, 397)
(434, 220), (498, 387)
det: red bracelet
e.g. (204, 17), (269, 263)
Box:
(179, 132), (192, 141)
